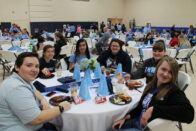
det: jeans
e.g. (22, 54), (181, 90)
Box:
(37, 122), (58, 131)
(112, 117), (142, 131)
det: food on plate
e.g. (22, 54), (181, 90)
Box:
(113, 97), (125, 104)
(111, 94), (131, 105)
(126, 80), (143, 89)
(41, 68), (51, 77)
(52, 96), (67, 102)
(49, 96), (72, 106)
(118, 94), (131, 102)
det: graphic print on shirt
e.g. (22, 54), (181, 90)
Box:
(145, 67), (156, 77)
(106, 57), (117, 69)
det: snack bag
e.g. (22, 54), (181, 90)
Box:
(42, 68), (51, 77)
(95, 95), (107, 104)
(72, 94), (85, 104)
(115, 73), (124, 84)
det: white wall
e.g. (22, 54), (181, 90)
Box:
(0, 0), (30, 30)
(1, 0), (196, 32)
(30, 0), (125, 26)
(124, 0), (196, 27)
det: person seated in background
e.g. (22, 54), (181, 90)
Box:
(9, 23), (20, 33)
(70, 24), (76, 37)
(69, 38), (93, 71)
(110, 29), (116, 39)
(111, 56), (194, 131)
(129, 40), (166, 83)
(111, 24), (115, 30)
(9, 31), (18, 41)
(33, 36), (45, 53)
(126, 28), (134, 42)
(76, 25), (81, 36)
(161, 29), (170, 39)
(144, 33), (153, 45)
(168, 33), (179, 48)
(97, 38), (132, 74)
(32, 28), (41, 39)
(187, 25), (195, 47)
(91, 29), (100, 49)
(96, 27), (111, 55)
(3, 28), (10, 37)
(143, 23), (151, 34)
(39, 45), (56, 77)
(122, 24), (126, 34)
(187, 25), (194, 39)
(151, 29), (157, 38)
(82, 29), (90, 38)
(0, 52), (71, 131)
(178, 32), (191, 49)
(54, 32), (67, 59)
(117, 23), (122, 32)
(41, 28), (54, 41)
(20, 28), (29, 39)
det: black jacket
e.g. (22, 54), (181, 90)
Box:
(39, 57), (55, 77)
(54, 40), (67, 59)
(131, 58), (159, 83)
(129, 85), (194, 123)
(97, 49), (132, 74)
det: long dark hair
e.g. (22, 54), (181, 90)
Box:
(13, 52), (39, 72)
(74, 38), (90, 62)
(142, 56), (179, 100)
(55, 32), (67, 43)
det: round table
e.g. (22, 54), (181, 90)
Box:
(36, 71), (145, 131)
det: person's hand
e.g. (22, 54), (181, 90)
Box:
(41, 99), (51, 110)
(112, 119), (125, 130)
(140, 106), (153, 127)
(59, 101), (71, 112)
(123, 74), (131, 81)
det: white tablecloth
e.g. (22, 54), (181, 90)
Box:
(37, 71), (145, 131)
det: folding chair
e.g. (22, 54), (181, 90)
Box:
(143, 118), (177, 131)
(175, 48), (195, 73)
(176, 71), (191, 131)
(144, 71), (191, 131)
(126, 46), (143, 69)
(0, 50), (17, 79)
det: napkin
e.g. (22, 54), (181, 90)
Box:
(94, 63), (102, 79)
(33, 81), (46, 92)
(106, 77), (114, 94)
(72, 65), (81, 82)
(79, 78), (91, 101)
(97, 74), (109, 96)
(57, 77), (75, 84)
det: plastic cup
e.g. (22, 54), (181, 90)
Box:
(56, 70), (62, 77)
(127, 80), (135, 90)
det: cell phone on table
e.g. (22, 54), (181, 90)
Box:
(46, 91), (56, 97)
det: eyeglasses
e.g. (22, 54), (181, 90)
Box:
(111, 45), (120, 48)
